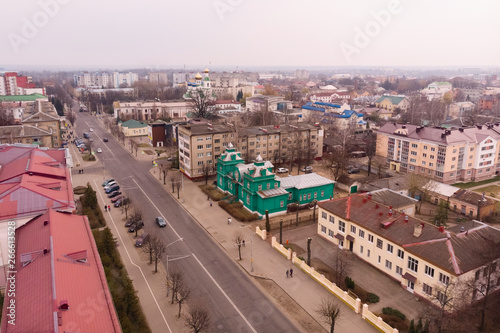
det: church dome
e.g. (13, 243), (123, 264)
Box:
(204, 68), (210, 73)
(195, 73), (202, 80)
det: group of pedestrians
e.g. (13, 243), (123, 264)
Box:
(104, 205), (111, 211)
(286, 268), (294, 278)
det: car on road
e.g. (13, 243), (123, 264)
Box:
(111, 195), (123, 203)
(97, 148), (103, 153)
(277, 167), (289, 174)
(105, 185), (120, 194)
(103, 137), (109, 142)
(135, 233), (149, 247)
(102, 178), (114, 187)
(155, 216), (167, 228)
(107, 190), (122, 198)
(347, 168), (360, 174)
(301, 166), (313, 173)
(89, 128), (93, 132)
(83, 132), (90, 139)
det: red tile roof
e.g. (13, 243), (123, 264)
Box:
(0, 145), (74, 220)
(319, 193), (500, 275)
(1, 210), (121, 332)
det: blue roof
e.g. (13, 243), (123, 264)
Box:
(302, 105), (325, 112)
(358, 120), (367, 125)
(314, 102), (341, 108)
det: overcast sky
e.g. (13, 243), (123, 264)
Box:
(1, 0), (499, 71)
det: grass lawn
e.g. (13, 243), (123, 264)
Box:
(472, 185), (500, 198)
(452, 176), (500, 189)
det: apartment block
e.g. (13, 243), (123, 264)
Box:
(376, 123), (500, 184)
(177, 122), (324, 179)
(113, 100), (191, 121)
(318, 193), (500, 309)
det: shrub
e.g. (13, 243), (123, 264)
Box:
(73, 186), (86, 195)
(381, 314), (408, 332)
(366, 292), (379, 303)
(218, 201), (258, 222)
(345, 276), (355, 290)
(382, 307), (406, 320)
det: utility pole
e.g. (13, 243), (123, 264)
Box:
(307, 237), (312, 266)
(279, 218), (283, 245)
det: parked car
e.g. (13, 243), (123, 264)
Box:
(89, 128), (93, 132)
(103, 137), (109, 142)
(135, 233), (149, 247)
(111, 195), (123, 203)
(128, 223), (137, 232)
(107, 190), (122, 198)
(102, 178), (114, 187)
(125, 218), (136, 227)
(105, 185), (120, 194)
(277, 167), (289, 174)
(97, 148), (102, 153)
(155, 216), (167, 228)
(83, 132), (90, 139)
(104, 181), (117, 190)
(114, 199), (123, 207)
(347, 168), (360, 174)
(301, 166), (313, 173)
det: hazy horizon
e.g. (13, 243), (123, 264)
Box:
(2, 0), (499, 71)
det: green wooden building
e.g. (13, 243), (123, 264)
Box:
(217, 144), (335, 217)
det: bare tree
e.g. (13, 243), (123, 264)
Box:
(66, 109), (77, 127)
(160, 163), (170, 185)
(122, 196), (132, 219)
(322, 128), (353, 181)
(0, 104), (15, 126)
(316, 299), (341, 333)
(184, 300), (212, 333)
(169, 173), (179, 193)
(363, 132), (377, 176)
(201, 163), (213, 185)
(168, 265), (185, 304)
(332, 246), (351, 286)
(151, 235), (166, 273)
(142, 233), (157, 264)
(233, 231), (245, 261)
(188, 89), (214, 119)
(407, 175), (437, 214)
(176, 282), (191, 318)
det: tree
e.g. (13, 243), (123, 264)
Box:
(66, 109), (77, 127)
(201, 163), (213, 185)
(122, 196), (132, 219)
(316, 299), (341, 333)
(363, 132), (377, 176)
(151, 235), (166, 273)
(262, 84), (277, 96)
(188, 89), (214, 119)
(184, 300), (211, 333)
(332, 246), (351, 286)
(176, 282), (191, 318)
(142, 233), (156, 264)
(322, 127), (353, 181)
(0, 104), (15, 126)
(236, 89), (243, 102)
(160, 163), (170, 185)
(407, 174), (436, 214)
(168, 265), (185, 304)
(83, 183), (98, 209)
(233, 231), (245, 261)
(434, 200), (449, 226)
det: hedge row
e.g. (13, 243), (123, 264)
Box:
(93, 228), (151, 333)
(218, 201), (259, 222)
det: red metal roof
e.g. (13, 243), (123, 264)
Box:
(0, 145), (75, 220)
(1, 210), (121, 332)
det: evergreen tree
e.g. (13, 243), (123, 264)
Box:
(434, 200), (449, 226)
(236, 89), (243, 101)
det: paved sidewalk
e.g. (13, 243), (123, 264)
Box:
(149, 169), (377, 333)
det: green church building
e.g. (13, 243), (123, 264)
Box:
(217, 144), (335, 217)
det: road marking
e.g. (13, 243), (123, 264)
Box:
(192, 253), (258, 333)
(85, 120), (116, 157)
(132, 178), (258, 333)
(93, 179), (173, 333)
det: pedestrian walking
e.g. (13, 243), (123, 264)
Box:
(228, 217), (232, 224)
(210, 200), (212, 207)
(108, 205), (111, 211)
(242, 240), (245, 247)
(286, 270), (289, 278)
(290, 268), (293, 278)
(104, 205), (107, 212)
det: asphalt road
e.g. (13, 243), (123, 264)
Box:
(73, 110), (300, 333)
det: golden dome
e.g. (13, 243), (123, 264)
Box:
(195, 73), (202, 80)
(204, 68), (210, 73)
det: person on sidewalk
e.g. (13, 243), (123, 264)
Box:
(286, 270), (289, 278)
(108, 205), (111, 211)
(290, 268), (293, 278)
(228, 217), (232, 224)
(210, 200), (212, 207)
(104, 205), (107, 212)
(242, 240), (245, 247)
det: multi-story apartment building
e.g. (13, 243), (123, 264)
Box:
(177, 123), (236, 178)
(238, 123), (323, 163)
(318, 193), (500, 309)
(148, 72), (168, 84)
(113, 100), (191, 121)
(0, 72), (44, 96)
(74, 71), (138, 88)
(376, 123), (500, 184)
(177, 122), (324, 179)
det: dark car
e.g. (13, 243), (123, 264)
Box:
(107, 191), (122, 198)
(135, 233), (149, 247)
(111, 195), (123, 203)
(128, 223), (137, 232)
(105, 185), (120, 194)
(155, 216), (167, 227)
(125, 218), (137, 227)
(347, 168), (360, 174)
(114, 199), (123, 207)
(102, 178), (114, 187)
(103, 137), (109, 142)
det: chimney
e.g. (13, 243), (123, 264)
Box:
(404, 215), (409, 223)
(388, 209), (393, 216)
(413, 224), (423, 237)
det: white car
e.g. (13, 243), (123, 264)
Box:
(277, 167), (289, 174)
(97, 148), (102, 153)
(89, 128), (93, 132)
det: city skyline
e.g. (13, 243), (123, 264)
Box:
(1, 0), (499, 70)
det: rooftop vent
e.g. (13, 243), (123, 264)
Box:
(459, 128), (464, 132)
(59, 300), (69, 311)
(388, 209), (393, 217)
(375, 204), (379, 209)
(413, 224), (423, 238)
(404, 215), (409, 223)
(43, 220), (48, 226)
(460, 226), (465, 232)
